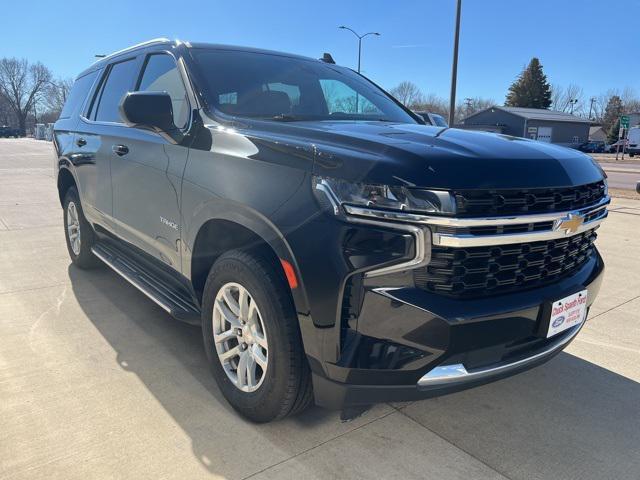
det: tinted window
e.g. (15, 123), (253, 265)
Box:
(138, 54), (189, 128)
(319, 79), (381, 115)
(59, 70), (98, 119)
(94, 59), (138, 123)
(191, 49), (416, 123)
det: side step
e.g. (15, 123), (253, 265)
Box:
(92, 242), (201, 325)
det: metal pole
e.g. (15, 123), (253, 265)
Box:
(338, 26), (380, 74)
(448, 0), (462, 126)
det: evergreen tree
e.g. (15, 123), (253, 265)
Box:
(607, 119), (620, 144)
(505, 58), (552, 109)
(602, 95), (624, 135)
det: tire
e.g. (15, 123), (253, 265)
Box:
(63, 187), (100, 269)
(202, 249), (313, 422)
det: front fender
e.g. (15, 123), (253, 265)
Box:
(182, 198), (311, 316)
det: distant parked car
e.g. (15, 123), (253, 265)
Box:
(414, 111), (449, 127)
(0, 126), (20, 138)
(606, 139), (628, 152)
(578, 141), (605, 153)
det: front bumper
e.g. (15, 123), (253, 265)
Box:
(312, 249), (604, 410)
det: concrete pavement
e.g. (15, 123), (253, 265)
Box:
(1, 138), (639, 480)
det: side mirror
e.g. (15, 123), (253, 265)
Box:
(119, 91), (182, 142)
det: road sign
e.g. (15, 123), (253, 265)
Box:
(621, 115), (630, 128)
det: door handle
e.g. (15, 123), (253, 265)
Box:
(112, 144), (129, 156)
(76, 137), (86, 147)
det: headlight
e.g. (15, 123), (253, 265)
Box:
(313, 176), (456, 215)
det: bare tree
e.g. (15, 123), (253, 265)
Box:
(413, 93), (448, 116)
(0, 58), (52, 134)
(0, 93), (13, 125)
(551, 83), (584, 114)
(459, 97), (495, 118)
(389, 81), (424, 108)
(620, 86), (640, 113)
(43, 77), (73, 115)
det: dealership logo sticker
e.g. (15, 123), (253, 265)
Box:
(547, 290), (588, 338)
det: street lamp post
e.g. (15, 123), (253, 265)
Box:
(338, 26), (380, 73)
(569, 98), (578, 114)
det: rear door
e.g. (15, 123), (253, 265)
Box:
(107, 52), (191, 271)
(80, 57), (142, 233)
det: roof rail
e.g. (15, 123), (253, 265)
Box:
(96, 38), (173, 62)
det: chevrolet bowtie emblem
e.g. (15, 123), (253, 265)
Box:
(555, 213), (585, 234)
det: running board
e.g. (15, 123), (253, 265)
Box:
(92, 242), (201, 325)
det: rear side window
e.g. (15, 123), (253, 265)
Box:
(137, 54), (189, 128)
(93, 59), (138, 123)
(59, 70), (98, 119)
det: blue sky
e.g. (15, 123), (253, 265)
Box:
(2, 0), (638, 103)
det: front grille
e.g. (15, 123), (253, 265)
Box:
(454, 181), (606, 216)
(414, 229), (598, 297)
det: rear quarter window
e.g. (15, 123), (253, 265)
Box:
(59, 70), (99, 119)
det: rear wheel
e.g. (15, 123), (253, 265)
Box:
(63, 187), (100, 269)
(202, 249), (312, 422)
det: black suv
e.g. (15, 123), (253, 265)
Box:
(54, 39), (608, 422)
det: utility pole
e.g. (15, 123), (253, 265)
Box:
(589, 97), (596, 120)
(448, 0), (463, 126)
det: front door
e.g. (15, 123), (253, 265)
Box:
(110, 53), (191, 270)
(88, 52), (190, 270)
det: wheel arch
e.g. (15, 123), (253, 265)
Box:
(186, 204), (310, 316)
(57, 163), (78, 206)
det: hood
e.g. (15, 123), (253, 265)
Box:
(265, 121), (603, 190)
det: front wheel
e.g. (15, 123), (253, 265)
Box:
(201, 249), (312, 422)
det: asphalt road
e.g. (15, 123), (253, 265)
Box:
(1, 138), (639, 480)
(598, 162), (640, 191)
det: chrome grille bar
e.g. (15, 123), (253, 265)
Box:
(343, 196), (610, 248)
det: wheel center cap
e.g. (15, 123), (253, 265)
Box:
(242, 326), (253, 343)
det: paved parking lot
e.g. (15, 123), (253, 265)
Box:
(1, 138), (639, 480)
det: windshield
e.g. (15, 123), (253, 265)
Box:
(190, 49), (417, 123)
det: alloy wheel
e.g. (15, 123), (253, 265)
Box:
(67, 201), (81, 255)
(212, 282), (269, 392)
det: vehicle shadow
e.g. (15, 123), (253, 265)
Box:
(68, 264), (640, 480)
(399, 339), (640, 478)
(67, 264), (351, 478)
